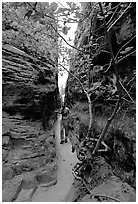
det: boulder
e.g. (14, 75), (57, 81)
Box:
(35, 168), (57, 186)
(2, 175), (22, 202)
(2, 135), (11, 146)
(2, 166), (14, 183)
(22, 172), (39, 189)
(14, 188), (36, 202)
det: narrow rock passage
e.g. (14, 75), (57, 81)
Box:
(32, 115), (78, 202)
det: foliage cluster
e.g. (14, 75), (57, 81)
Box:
(2, 2), (81, 65)
(2, 2), (58, 63)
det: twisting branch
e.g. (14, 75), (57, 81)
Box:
(59, 64), (87, 94)
(107, 3), (131, 32)
(59, 63), (93, 136)
(103, 3), (121, 16)
(122, 97), (134, 104)
(126, 75), (136, 86)
(119, 80), (135, 104)
(93, 3), (123, 155)
(50, 23), (86, 53)
(80, 7), (93, 23)
(117, 50), (136, 65)
(34, 20), (87, 53)
(104, 66), (135, 104)
(106, 3), (121, 26)
(93, 95), (121, 155)
(104, 59), (112, 73)
(116, 81), (136, 114)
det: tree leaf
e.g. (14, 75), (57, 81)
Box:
(120, 46), (133, 55)
(55, 7), (69, 14)
(62, 26), (68, 35)
(50, 2), (58, 12)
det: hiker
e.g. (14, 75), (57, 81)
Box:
(60, 105), (70, 144)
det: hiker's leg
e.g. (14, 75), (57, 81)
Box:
(64, 120), (69, 143)
(60, 120), (64, 143)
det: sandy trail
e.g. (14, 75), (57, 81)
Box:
(32, 115), (78, 202)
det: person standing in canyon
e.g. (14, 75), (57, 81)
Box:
(60, 105), (70, 144)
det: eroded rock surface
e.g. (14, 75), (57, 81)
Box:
(2, 175), (22, 202)
(2, 44), (59, 201)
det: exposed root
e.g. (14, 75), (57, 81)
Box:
(72, 162), (121, 202)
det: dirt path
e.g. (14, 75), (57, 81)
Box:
(32, 115), (78, 202)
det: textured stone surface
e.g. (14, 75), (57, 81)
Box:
(39, 179), (57, 187)
(80, 194), (98, 202)
(2, 175), (22, 202)
(14, 188), (36, 202)
(2, 44), (59, 124)
(38, 134), (46, 142)
(2, 149), (9, 161)
(81, 176), (136, 202)
(36, 172), (55, 185)
(2, 44), (59, 198)
(2, 112), (56, 174)
(2, 166), (14, 183)
(22, 172), (39, 189)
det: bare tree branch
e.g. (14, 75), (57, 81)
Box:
(104, 59), (112, 73)
(103, 3), (121, 16)
(116, 50), (136, 65)
(106, 3), (121, 26)
(50, 23), (87, 53)
(126, 75), (136, 86)
(80, 7), (93, 23)
(103, 48), (135, 73)
(93, 94), (121, 155)
(119, 80), (135, 104)
(117, 79), (136, 114)
(122, 97), (134, 104)
(107, 3), (131, 32)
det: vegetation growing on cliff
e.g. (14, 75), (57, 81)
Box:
(65, 2), (136, 191)
(66, 2), (136, 142)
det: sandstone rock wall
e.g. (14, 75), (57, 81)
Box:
(2, 44), (59, 123)
(2, 44), (59, 201)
